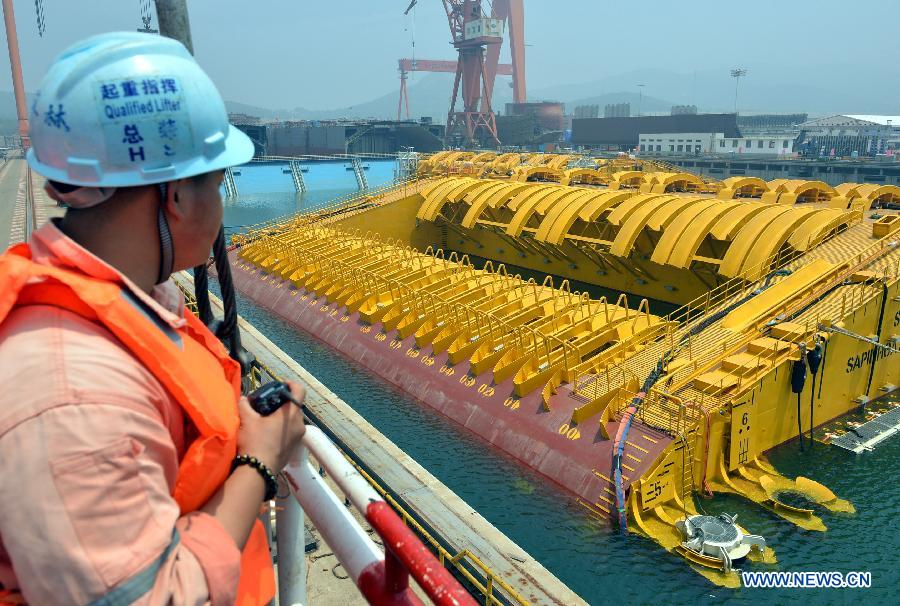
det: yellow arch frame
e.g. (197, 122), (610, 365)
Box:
(546, 154), (575, 170)
(577, 191), (636, 223)
(560, 168), (608, 186)
(778, 180), (836, 205)
(606, 193), (667, 226)
(787, 208), (855, 251)
(438, 151), (474, 167)
(513, 165), (564, 183)
(417, 177), (478, 221)
(506, 186), (577, 237)
(638, 172), (661, 193)
(651, 202), (746, 269)
(650, 199), (737, 266)
(419, 177), (456, 199)
(716, 176), (768, 200)
(855, 184), (900, 210)
(470, 152), (498, 163)
(608, 196), (679, 257)
(460, 182), (533, 228)
(609, 170), (645, 190)
(830, 183), (862, 209)
(718, 206), (814, 278)
(535, 190), (631, 245)
(486, 153), (522, 174)
(709, 203), (772, 240)
(645, 196), (708, 231)
(648, 172), (705, 194)
(760, 179), (791, 204)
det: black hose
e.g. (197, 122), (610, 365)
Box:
(193, 225), (254, 379)
(212, 226), (239, 343)
(817, 339), (829, 400)
(808, 377), (816, 446)
(806, 343), (823, 446)
(791, 344), (807, 451)
(863, 281), (890, 408)
(192, 264), (213, 326)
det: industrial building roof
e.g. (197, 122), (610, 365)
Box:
(846, 115), (900, 126)
(571, 113), (740, 146)
(802, 115), (900, 128)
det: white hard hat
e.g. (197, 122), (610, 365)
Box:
(27, 31), (253, 189)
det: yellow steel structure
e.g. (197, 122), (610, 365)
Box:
(534, 191), (632, 245)
(560, 168), (609, 186)
(234, 158), (900, 586)
(759, 178), (791, 204)
(638, 172), (706, 194)
(237, 225), (667, 402)
(608, 170), (645, 190)
(511, 165), (564, 183)
(832, 183), (900, 210)
(777, 180), (837, 205)
(414, 178), (860, 286)
(716, 176), (768, 200)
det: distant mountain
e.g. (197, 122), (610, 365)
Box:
(528, 64), (900, 116)
(224, 74), (677, 122)
(6, 60), (899, 135)
(226, 73), (466, 122)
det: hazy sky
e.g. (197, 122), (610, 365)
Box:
(1, 0), (897, 110)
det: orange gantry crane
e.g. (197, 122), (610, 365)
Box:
(402, 0), (525, 147)
(397, 58), (513, 121)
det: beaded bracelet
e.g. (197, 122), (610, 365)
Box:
(231, 454), (279, 502)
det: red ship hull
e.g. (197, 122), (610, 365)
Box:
(229, 253), (671, 516)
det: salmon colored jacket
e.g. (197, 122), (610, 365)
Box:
(0, 222), (274, 605)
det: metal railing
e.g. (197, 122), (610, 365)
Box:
(24, 165), (36, 240)
(238, 175), (429, 241)
(253, 152), (401, 162)
(611, 387), (705, 439)
(282, 425), (475, 606)
(245, 360), (529, 606)
(594, 214), (873, 388)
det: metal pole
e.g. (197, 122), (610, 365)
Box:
(277, 448), (308, 606)
(2, 0), (30, 148)
(154, 0), (194, 54)
(733, 76), (739, 113)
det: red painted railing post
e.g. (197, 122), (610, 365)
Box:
(283, 427), (478, 606)
(385, 548), (410, 594)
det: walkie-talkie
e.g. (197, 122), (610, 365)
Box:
(247, 381), (301, 416)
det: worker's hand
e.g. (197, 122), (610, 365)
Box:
(237, 381), (306, 472)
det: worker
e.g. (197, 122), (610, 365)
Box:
(0, 32), (305, 605)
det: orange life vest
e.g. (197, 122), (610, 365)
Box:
(0, 243), (275, 605)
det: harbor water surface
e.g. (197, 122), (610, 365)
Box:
(222, 162), (898, 605)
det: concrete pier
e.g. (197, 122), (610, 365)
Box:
(0, 158), (64, 248)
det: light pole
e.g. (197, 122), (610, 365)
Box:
(637, 83), (645, 117)
(730, 68), (747, 114)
